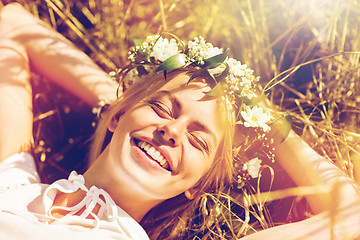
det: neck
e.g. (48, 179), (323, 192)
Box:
(51, 189), (101, 219)
(83, 147), (162, 222)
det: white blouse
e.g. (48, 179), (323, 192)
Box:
(0, 153), (149, 240)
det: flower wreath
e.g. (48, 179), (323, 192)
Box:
(109, 33), (292, 187)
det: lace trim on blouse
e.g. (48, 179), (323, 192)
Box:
(44, 171), (119, 228)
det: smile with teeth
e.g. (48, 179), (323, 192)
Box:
(135, 139), (170, 170)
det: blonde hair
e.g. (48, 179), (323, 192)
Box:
(89, 67), (236, 239)
(88, 70), (167, 164)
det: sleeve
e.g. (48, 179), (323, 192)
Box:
(0, 152), (41, 190)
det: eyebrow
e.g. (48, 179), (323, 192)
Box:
(154, 90), (218, 145)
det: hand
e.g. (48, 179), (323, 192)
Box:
(0, 3), (42, 40)
(0, 3), (118, 107)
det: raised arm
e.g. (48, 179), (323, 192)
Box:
(0, 3), (117, 106)
(243, 131), (360, 239)
(275, 131), (359, 214)
(0, 3), (118, 161)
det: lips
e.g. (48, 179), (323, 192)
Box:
(133, 138), (172, 171)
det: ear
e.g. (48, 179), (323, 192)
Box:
(184, 188), (197, 200)
(108, 114), (119, 133)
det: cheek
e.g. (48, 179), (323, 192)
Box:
(120, 107), (155, 130)
(187, 143), (221, 183)
(182, 148), (214, 181)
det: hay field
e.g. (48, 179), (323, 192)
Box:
(1, 0), (359, 238)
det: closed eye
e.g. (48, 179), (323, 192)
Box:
(187, 132), (210, 155)
(148, 100), (172, 119)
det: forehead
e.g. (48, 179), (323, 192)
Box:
(158, 73), (215, 101)
(160, 72), (213, 91)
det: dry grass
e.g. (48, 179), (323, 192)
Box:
(2, 0), (360, 238)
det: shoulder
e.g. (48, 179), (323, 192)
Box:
(0, 152), (40, 190)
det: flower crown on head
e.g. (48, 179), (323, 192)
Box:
(125, 34), (272, 133)
(116, 33), (286, 185)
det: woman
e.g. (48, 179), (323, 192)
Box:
(0, 3), (359, 240)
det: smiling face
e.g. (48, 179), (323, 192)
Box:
(99, 73), (225, 202)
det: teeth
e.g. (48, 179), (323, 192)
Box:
(144, 143), (150, 151)
(136, 140), (169, 170)
(147, 146), (155, 156)
(159, 158), (169, 169)
(153, 151), (160, 159)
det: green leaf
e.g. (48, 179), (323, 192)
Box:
(187, 70), (203, 84)
(133, 38), (143, 48)
(156, 54), (188, 72)
(281, 113), (292, 141)
(203, 48), (230, 67)
(163, 70), (167, 80)
(187, 68), (216, 85)
(204, 83), (223, 97)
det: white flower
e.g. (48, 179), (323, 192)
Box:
(243, 157), (262, 178)
(128, 51), (136, 61)
(188, 36), (223, 64)
(226, 58), (245, 77)
(240, 105), (272, 132)
(150, 37), (179, 62)
(204, 46), (223, 58)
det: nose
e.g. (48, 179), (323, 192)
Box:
(157, 118), (187, 146)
